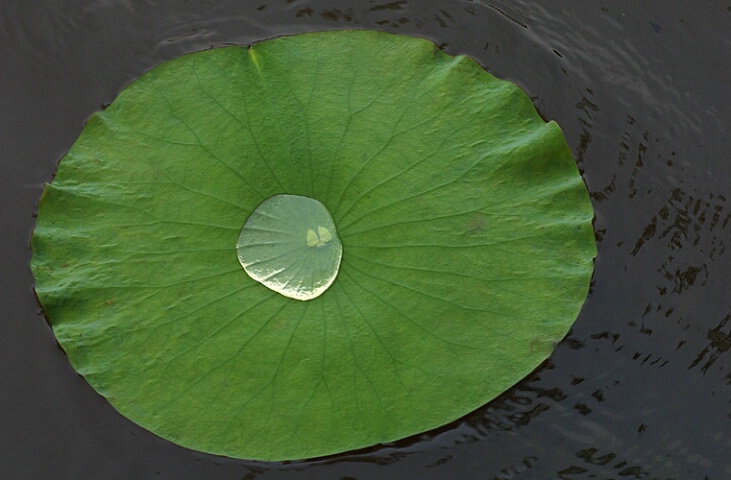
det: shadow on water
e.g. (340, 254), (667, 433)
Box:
(1, 1), (730, 479)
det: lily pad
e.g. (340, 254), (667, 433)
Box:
(31, 30), (596, 460)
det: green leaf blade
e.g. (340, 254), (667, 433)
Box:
(31, 30), (596, 461)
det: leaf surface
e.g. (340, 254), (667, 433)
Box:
(31, 30), (596, 460)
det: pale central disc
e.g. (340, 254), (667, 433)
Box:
(236, 195), (343, 301)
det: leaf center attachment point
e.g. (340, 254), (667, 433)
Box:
(236, 194), (342, 301)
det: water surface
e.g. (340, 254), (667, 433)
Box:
(1, 1), (730, 478)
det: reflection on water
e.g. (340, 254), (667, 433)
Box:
(630, 189), (730, 380)
(691, 314), (731, 375)
(561, 447), (656, 478)
(633, 190), (728, 262)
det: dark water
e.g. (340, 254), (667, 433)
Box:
(2, 1), (730, 478)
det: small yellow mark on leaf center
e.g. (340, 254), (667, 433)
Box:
(306, 226), (333, 247)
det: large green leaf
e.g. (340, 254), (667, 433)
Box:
(31, 30), (596, 460)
